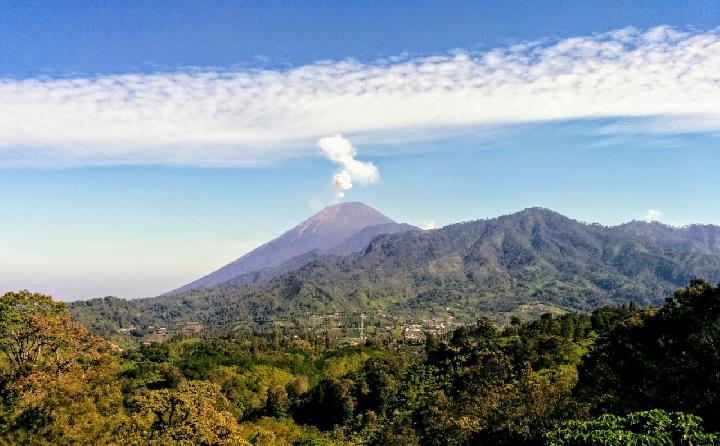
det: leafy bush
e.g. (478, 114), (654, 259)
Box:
(545, 409), (719, 445)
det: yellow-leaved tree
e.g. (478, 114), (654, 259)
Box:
(0, 290), (125, 445)
(116, 380), (249, 445)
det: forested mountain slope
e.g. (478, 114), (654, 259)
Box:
(71, 208), (720, 335)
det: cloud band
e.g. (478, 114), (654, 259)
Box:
(1, 26), (719, 167)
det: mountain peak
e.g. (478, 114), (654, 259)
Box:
(168, 202), (412, 294)
(498, 207), (575, 225)
(515, 207), (565, 218)
(319, 201), (379, 213)
(297, 202), (394, 230)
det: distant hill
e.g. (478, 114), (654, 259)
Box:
(615, 220), (720, 256)
(169, 202), (416, 294)
(71, 207), (720, 337)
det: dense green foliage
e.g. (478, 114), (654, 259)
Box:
(546, 410), (719, 445)
(3, 281), (720, 444)
(576, 279), (720, 427)
(71, 209), (720, 340)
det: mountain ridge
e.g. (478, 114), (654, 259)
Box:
(70, 206), (720, 339)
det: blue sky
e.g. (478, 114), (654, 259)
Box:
(2, 1), (718, 74)
(1, 1), (719, 300)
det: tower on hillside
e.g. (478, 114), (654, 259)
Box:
(360, 313), (366, 340)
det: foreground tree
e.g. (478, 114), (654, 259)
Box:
(0, 290), (125, 445)
(545, 409), (719, 445)
(576, 280), (720, 428)
(0, 290), (90, 377)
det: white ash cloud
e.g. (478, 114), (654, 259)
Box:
(331, 171), (353, 197)
(318, 135), (379, 198)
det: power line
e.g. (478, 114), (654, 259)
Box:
(0, 104), (277, 238)
(0, 133), (243, 240)
(0, 124), (259, 242)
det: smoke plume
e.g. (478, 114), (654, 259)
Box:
(318, 135), (379, 198)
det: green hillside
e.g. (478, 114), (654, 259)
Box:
(71, 208), (720, 340)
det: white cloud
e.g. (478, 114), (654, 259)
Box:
(318, 134), (379, 198)
(1, 25), (720, 167)
(420, 220), (437, 230)
(645, 209), (663, 222)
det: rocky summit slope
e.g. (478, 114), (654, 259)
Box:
(169, 202), (416, 294)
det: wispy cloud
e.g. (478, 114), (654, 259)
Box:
(1, 26), (719, 167)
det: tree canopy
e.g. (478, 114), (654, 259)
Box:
(2, 282), (720, 445)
